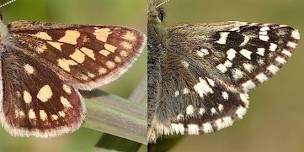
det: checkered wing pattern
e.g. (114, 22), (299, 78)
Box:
(148, 21), (300, 142)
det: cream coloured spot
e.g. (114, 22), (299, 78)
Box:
(47, 41), (62, 51)
(121, 41), (133, 49)
(99, 50), (111, 56)
(70, 49), (86, 64)
(15, 109), (25, 118)
(32, 32), (52, 40)
(57, 58), (77, 72)
(80, 47), (96, 60)
(58, 111), (65, 117)
(106, 61), (115, 69)
(114, 56), (122, 63)
(63, 84), (72, 94)
(260, 26), (270, 31)
(28, 109), (36, 119)
(58, 30), (80, 45)
(122, 31), (137, 41)
(81, 74), (89, 80)
(61, 96), (72, 108)
(39, 110), (48, 121)
(104, 43), (117, 53)
(94, 28), (112, 42)
(37, 85), (53, 102)
(88, 72), (95, 78)
(52, 114), (59, 120)
(24, 64), (35, 74)
(98, 67), (108, 74)
(23, 90), (32, 104)
(120, 50), (128, 57)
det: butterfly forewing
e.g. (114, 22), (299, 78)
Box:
(9, 21), (145, 89)
(0, 19), (145, 137)
(148, 3), (300, 142)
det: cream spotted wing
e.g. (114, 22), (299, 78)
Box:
(8, 21), (146, 90)
(1, 50), (85, 137)
(148, 21), (300, 142)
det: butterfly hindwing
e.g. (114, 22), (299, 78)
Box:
(1, 50), (85, 137)
(9, 21), (146, 90)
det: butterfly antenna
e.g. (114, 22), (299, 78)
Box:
(0, 0), (16, 8)
(155, 0), (170, 9)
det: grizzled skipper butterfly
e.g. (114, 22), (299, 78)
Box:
(147, 0), (300, 143)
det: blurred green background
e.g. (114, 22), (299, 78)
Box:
(0, 0), (146, 152)
(150, 0), (304, 152)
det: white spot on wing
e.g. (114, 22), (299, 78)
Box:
(287, 42), (297, 48)
(199, 108), (205, 115)
(291, 30), (300, 40)
(216, 64), (227, 73)
(186, 105), (194, 115)
(267, 64), (279, 74)
(222, 91), (229, 100)
(240, 49), (252, 59)
(188, 124), (199, 134)
(174, 91), (180, 97)
(256, 73), (268, 83)
(232, 68), (244, 80)
(240, 35), (250, 46)
(197, 48), (209, 57)
(257, 48), (265, 56)
(269, 43), (278, 52)
(242, 80), (256, 91)
(243, 63), (254, 72)
(226, 48), (237, 61)
(275, 56), (287, 64)
(202, 122), (213, 133)
(193, 77), (214, 98)
(215, 117), (234, 130)
(236, 106), (247, 118)
(171, 123), (185, 134)
(216, 32), (230, 44)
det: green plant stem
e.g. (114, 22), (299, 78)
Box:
(82, 89), (146, 144)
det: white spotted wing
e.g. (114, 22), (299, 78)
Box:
(148, 21), (300, 142)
